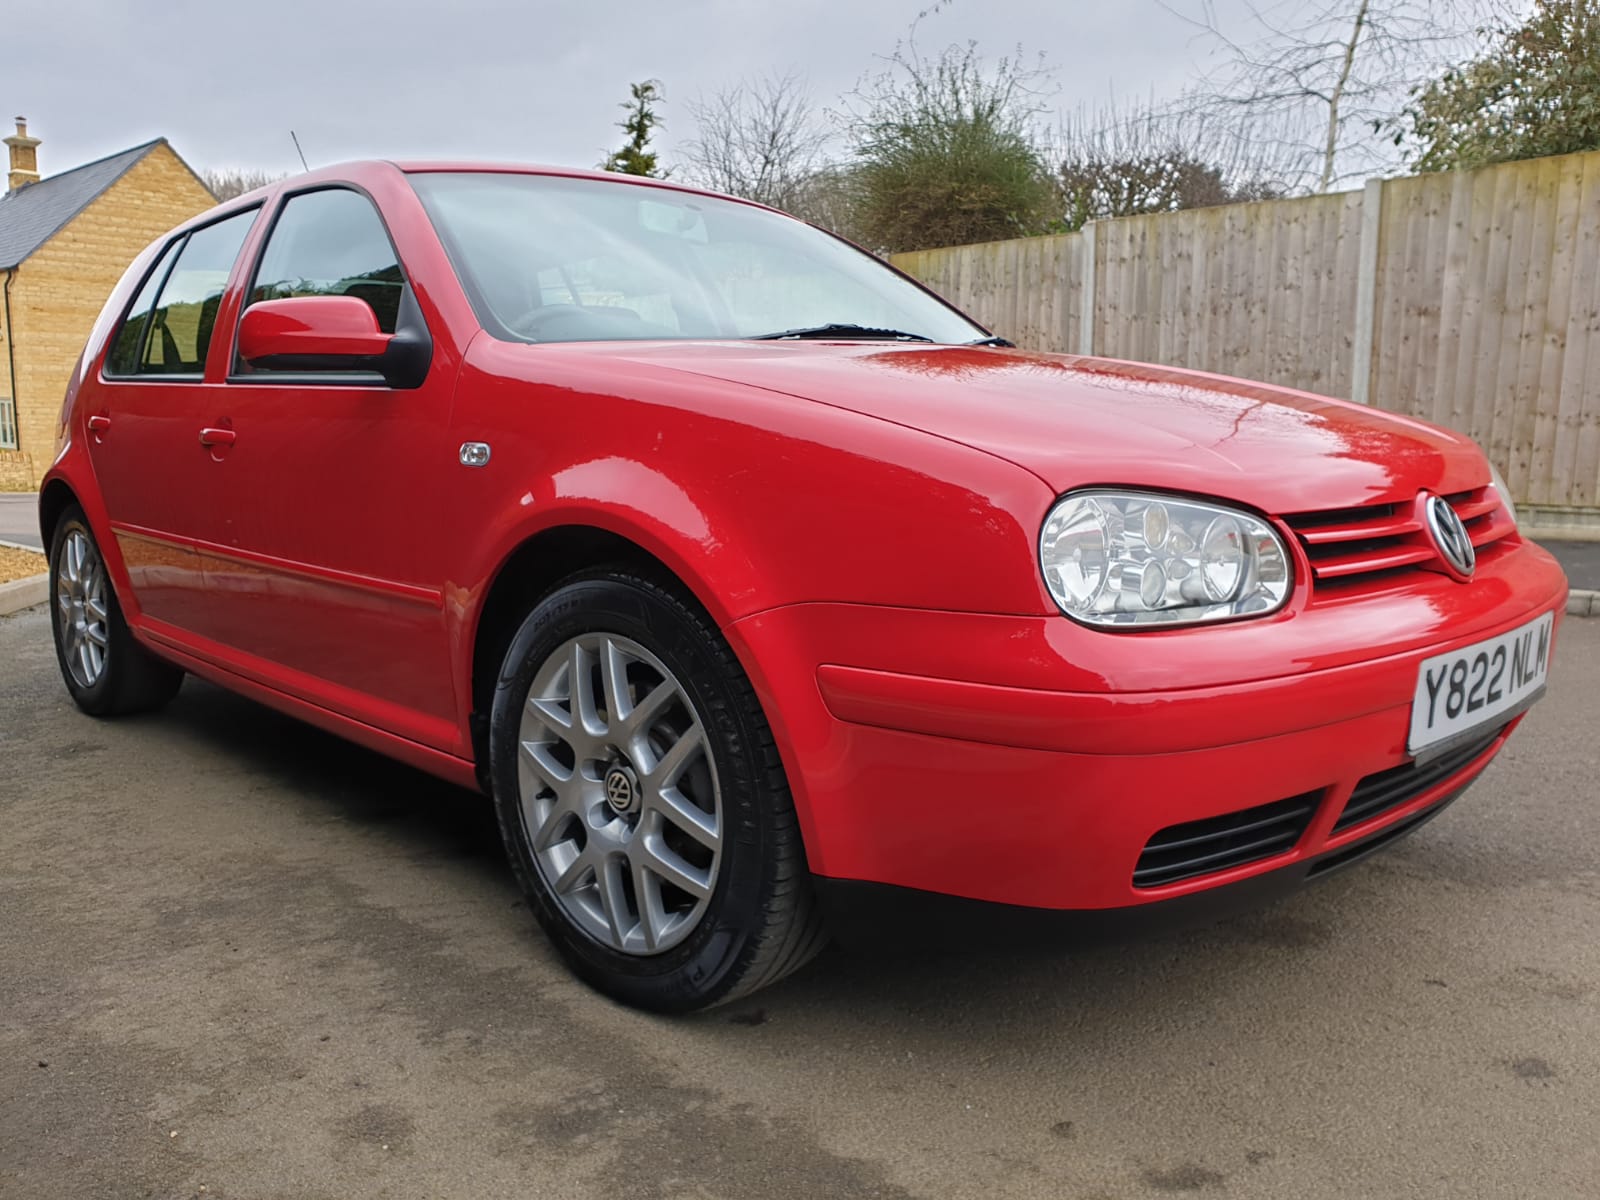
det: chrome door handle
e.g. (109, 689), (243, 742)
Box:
(198, 427), (236, 448)
(87, 415), (111, 433)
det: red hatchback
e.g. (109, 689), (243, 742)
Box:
(41, 162), (1566, 1010)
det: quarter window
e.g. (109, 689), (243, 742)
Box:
(245, 189), (406, 338)
(130, 210), (257, 377)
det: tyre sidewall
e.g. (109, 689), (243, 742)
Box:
(490, 574), (775, 1012)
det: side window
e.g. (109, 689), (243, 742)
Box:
(106, 238), (182, 376)
(245, 189), (406, 339)
(134, 210), (257, 377)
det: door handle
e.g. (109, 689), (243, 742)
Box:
(87, 415), (111, 433)
(198, 427), (236, 448)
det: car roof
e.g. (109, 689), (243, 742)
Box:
(189, 160), (777, 233)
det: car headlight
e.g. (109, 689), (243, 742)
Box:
(1039, 490), (1292, 627)
(1488, 461), (1519, 529)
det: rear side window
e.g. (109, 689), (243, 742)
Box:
(106, 239), (182, 375)
(109, 209), (257, 378)
(246, 189), (405, 336)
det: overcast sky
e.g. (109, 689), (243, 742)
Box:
(7, 0), (1284, 179)
(9, 0), (1506, 185)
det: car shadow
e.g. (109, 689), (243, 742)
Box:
(153, 677), (1445, 1043)
(160, 678), (510, 877)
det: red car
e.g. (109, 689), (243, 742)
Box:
(41, 162), (1566, 1011)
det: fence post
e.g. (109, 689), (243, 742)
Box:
(1350, 178), (1384, 405)
(1078, 222), (1096, 356)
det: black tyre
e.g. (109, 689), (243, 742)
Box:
(490, 570), (826, 1012)
(48, 506), (183, 716)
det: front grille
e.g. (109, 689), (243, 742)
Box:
(1308, 784), (1468, 878)
(1282, 488), (1513, 596)
(1333, 726), (1504, 833)
(1134, 790), (1321, 889)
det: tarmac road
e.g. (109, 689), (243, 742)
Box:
(0, 494), (42, 551)
(2, 604), (1597, 1199)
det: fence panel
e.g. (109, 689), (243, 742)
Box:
(891, 149), (1600, 510)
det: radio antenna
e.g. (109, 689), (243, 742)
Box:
(290, 130), (309, 172)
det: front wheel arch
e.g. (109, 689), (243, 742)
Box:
(467, 525), (722, 791)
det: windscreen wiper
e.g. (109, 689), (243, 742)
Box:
(750, 323), (935, 342)
(967, 335), (1015, 347)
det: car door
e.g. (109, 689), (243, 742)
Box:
(193, 185), (462, 753)
(86, 208), (259, 635)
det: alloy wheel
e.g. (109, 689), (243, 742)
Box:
(56, 529), (110, 689)
(517, 633), (722, 955)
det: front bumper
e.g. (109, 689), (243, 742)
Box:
(725, 538), (1567, 913)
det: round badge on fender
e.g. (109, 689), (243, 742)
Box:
(1423, 493), (1476, 580)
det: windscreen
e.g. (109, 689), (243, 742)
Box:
(408, 171), (988, 346)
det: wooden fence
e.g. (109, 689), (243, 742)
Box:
(891, 149), (1600, 514)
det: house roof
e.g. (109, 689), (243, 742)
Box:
(0, 138), (172, 269)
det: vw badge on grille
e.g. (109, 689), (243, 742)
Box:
(1424, 493), (1476, 580)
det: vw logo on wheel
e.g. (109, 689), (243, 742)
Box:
(1423, 492), (1476, 580)
(603, 765), (638, 814)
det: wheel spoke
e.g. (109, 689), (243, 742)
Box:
(593, 855), (632, 945)
(551, 846), (594, 895)
(637, 835), (712, 900)
(651, 786), (720, 851)
(632, 858), (667, 952)
(645, 723), (704, 787)
(529, 790), (583, 853)
(599, 636), (632, 726)
(525, 694), (574, 735)
(568, 640), (603, 736)
(76, 641), (94, 682)
(85, 596), (108, 623)
(618, 678), (676, 743)
(519, 738), (574, 788)
(84, 623), (109, 648)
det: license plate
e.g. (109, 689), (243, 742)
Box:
(1408, 612), (1554, 756)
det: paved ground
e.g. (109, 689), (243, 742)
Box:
(1544, 538), (1600, 592)
(2, 606), (1597, 1199)
(0, 493), (42, 551)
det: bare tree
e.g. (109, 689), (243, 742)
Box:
(783, 164), (872, 241)
(1051, 100), (1284, 229)
(681, 73), (832, 211)
(1164, 0), (1508, 192)
(201, 168), (285, 202)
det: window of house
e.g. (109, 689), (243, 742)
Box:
(244, 188), (406, 341)
(127, 209), (257, 377)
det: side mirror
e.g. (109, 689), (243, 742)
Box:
(237, 296), (429, 387)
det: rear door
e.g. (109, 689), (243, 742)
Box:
(195, 186), (462, 752)
(86, 208), (259, 634)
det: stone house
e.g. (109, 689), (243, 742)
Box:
(0, 119), (215, 490)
